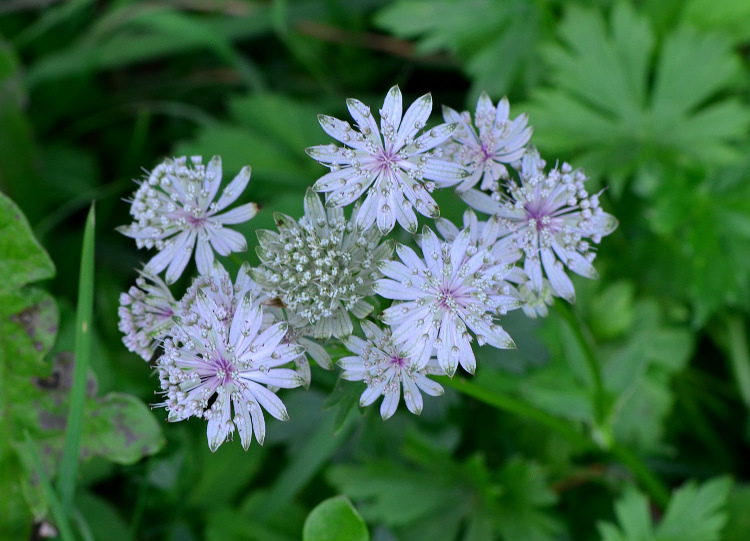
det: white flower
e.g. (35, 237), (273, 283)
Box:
(340, 320), (444, 420)
(118, 270), (177, 361)
(374, 226), (518, 376)
(251, 188), (392, 340)
(307, 86), (467, 234)
(156, 288), (306, 452)
(441, 92), (532, 192)
(118, 155), (259, 284)
(460, 147), (618, 303)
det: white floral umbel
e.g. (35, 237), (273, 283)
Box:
(307, 86), (467, 234)
(461, 147), (618, 303)
(375, 226), (519, 376)
(340, 320), (444, 420)
(118, 270), (177, 361)
(156, 289), (306, 451)
(252, 189), (393, 340)
(441, 92), (532, 192)
(118, 156), (259, 284)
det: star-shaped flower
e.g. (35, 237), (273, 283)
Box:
(442, 92), (532, 192)
(307, 86), (467, 234)
(374, 226), (518, 376)
(340, 320), (444, 420)
(461, 147), (618, 302)
(118, 155), (258, 284)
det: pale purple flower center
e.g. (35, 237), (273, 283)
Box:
(389, 355), (406, 368)
(375, 148), (399, 173)
(211, 356), (236, 386)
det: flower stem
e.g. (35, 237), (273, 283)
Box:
(554, 302), (610, 436)
(723, 312), (750, 409)
(440, 375), (671, 508)
(437, 376), (592, 449)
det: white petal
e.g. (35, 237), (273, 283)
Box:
(195, 237), (214, 276)
(395, 93), (432, 149)
(247, 381), (289, 421)
(346, 98), (381, 147)
(380, 388), (400, 420)
(542, 248), (575, 303)
(402, 376), (423, 415)
(380, 85), (403, 137)
(204, 155), (224, 204)
(317, 114), (369, 152)
(214, 202), (259, 225)
(208, 227), (247, 256)
(215, 165), (251, 212)
(373, 279), (417, 300)
(406, 123), (456, 154)
(165, 231), (197, 284)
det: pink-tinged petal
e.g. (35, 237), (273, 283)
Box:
(395, 93), (432, 149)
(380, 85), (403, 138)
(317, 114), (369, 152)
(435, 217), (460, 242)
(420, 226), (444, 276)
(204, 155), (224, 204)
(195, 237), (215, 275)
(247, 380), (289, 421)
(524, 253), (543, 293)
(144, 233), (185, 275)
(355, 191), (378, 231)
(449, 228), (472, 268)
(360, 380), (387, 407)
(165, 231), (197, 284)
(457, 188), (502, 214)
(402, 376), (423, 415)
(248, 396), (266, 445)
(214, 165), (251, 211)
(306, 144), (355, 165)
(313, 167), (361, 192)
(234, 398), (253, 450)
(373, 279), (417, 300)
(206, 393), (231, 452)
(376, 195), (396, 234)
(395, 243), (428, 273)
(301, 337), (332, 370)
(541, 248), (575, 303)
(248, 368), (304, 389)
(208, 227), (247, 256)
(346, 98), (381, 147)
(229, 294), (262, 345)
(414, 372), (444, 396)
(213, 202), (259, 225)
(585, 212), (618, 237)
(303, 188), (327, 226)
(380, 389), (400, 420)
(406, 122), (456, 155)
(394, 196), (418, 233)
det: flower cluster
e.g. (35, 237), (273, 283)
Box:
(117, 87), (617, 450)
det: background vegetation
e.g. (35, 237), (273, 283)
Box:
(2, 0), (750, 539)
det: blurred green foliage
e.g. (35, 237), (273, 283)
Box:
(1, 0), (750, 540)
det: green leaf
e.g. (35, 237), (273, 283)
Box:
(681, 0), (750, 45)
(303, 496), (369, 541)
(375, 0), (547, 96)
(328, 444), (561, 541)
(527, 2), (750, 194)
(0, 187), (55, 291)
(597, 477), (732, 541)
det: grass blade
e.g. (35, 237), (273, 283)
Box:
(56, 203), (95, 513)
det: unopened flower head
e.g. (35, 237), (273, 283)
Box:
(375, 226), (519, 376)
(118, 155), (259, 284)
(252, 189), (393, 340)
(460, 147), (618, 303)
(156, 289), (306, 451)
(118, 270), (177, 361)
(340, 320), (444, 420)
(307, 85), (467, 234)
(441, 92), (532, 192)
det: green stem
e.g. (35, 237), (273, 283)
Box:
(441, 376), (671, 508)
(724, 313), (750, 409)
(437, 376), (592, 449)
(555, 302), (609, 433)
(609, 443), (670, 508)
